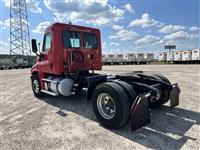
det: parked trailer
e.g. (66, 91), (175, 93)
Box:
(174, 51), (182, 61)
(114, 54), (124, 65)
(30, 23), (180, 131)
(144, 53), (154, 64)
(192, 49), (200, 61)
(182, 50), (192, 62)
(123, 53), (136, 64)
(0, 58), (11, 70)
(15, 58), (29, 68)
(102, 54), (107, 65)
(135, 53), (145, 64)
(167, 51), (174, 62)
(105, 54), (115, 65)
(0, 55), (36, 70)
(158, 52), (167, 62)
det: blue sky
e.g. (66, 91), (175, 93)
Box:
(0, 0), (199, 56)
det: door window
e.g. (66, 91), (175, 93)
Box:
(43, 33), (51, 51)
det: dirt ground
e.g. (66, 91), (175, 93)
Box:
(0, 65), (200, 150)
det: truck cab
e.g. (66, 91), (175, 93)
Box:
(31, 23), (102, 77)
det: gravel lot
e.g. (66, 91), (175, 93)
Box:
(0, 65), (200, 150)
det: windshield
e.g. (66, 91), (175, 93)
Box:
(83, 33), (98, 49)
(62, 31), (80, 48)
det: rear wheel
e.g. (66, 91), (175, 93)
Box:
(31, 74), (44, 98)
(92, 82), (130, 129)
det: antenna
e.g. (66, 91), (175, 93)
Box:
(10, 0), (31, 62)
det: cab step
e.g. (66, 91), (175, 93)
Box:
(41, 90), (58, 96)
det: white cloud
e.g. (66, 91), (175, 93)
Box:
(159, 25), (185, 34)
(111, 24), (124, 30)
(109, 42), (118, 47)
(0, 41), (9, 47)
(123, 3), (134, 13)
(164, 31), (195, 40)
(44, 0), (124, 26)
(135, 35), (160, 45)
(0, 41), (9, 54)
(0, 18), (30, 30)
(3, 0), (10, 7)
(177, 43), (196, 50)
(0, 18), (10, 28)
(102, 42), (106, 49)
(165, 40), (177, 45)
(27, 0), (42, 13)
(32, 21), (51, 34)
(190, 26), (199, 33)
(3, 0), (42, 13)
(190, 34), (199, 39)
(109, 29), (139, 41)
(129, 13), (163, 28)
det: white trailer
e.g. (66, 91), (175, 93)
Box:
(114, 54), (124, 64)
(158, 52), (167, 61)
(0, 58), (11, 70)
(174, 51), (182, 61)
(144, 53), (154, 63)
(167, 51), (174, 62)
(136, 53), (144, 63)
(105, 54), (115, 65)
(15, 58), (29, 68)
(0, 58), (11, 65)
(102, 54), (107, 64)
(123, 53), (136, 64)
(192, 49), (200, 60)
(182, 50), (192, 61)
(16, 58), (24, 64)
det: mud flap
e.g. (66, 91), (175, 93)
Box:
(131, 92), (151, 131)
(170, 83), (180, 108)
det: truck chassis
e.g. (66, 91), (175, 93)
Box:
(31, 70), (180, 131)
(30, 23), (180, 131)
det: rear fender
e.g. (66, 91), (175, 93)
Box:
(85, 75), (107, 101)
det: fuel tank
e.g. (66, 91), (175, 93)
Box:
(45, 76), (74, 96)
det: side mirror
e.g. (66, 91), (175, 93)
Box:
(31, 39), (38, 54)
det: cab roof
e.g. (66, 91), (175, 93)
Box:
(45, 22), (100, 33)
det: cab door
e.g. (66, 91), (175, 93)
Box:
(39, 33), (53, 73)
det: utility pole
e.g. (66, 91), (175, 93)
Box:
(10, 0), (31, 64)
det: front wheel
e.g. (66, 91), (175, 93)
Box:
(92, 82), (130, 129)
(31, 74), (44, 98)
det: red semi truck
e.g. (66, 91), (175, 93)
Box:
(31, 23), (180, 131)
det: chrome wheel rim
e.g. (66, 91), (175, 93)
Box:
(33, 79), (39, 93)
(97, 93), (116, 120)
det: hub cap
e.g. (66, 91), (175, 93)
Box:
(97, 93), (116, 120)
(33, 79), (39, 93)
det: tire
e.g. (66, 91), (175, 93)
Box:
(31, 74), (44, 98)
(149, 74), (171, 108)
(92, 82), (130, 129)
(113, 80), (137, 105)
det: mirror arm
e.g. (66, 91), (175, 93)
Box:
(34, 52), (40, 57)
